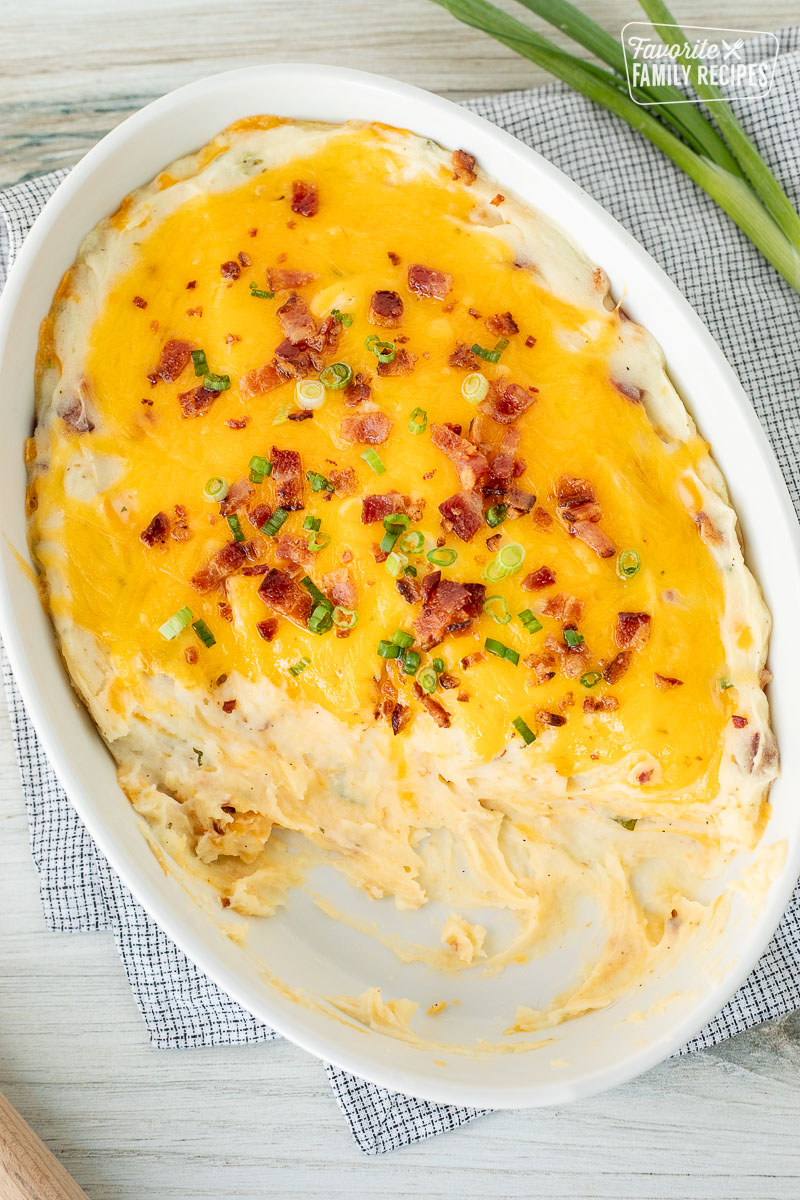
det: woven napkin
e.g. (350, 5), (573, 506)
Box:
(3, 26), (800, 1155)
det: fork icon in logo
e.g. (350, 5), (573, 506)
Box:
(722, 38), (745, 60)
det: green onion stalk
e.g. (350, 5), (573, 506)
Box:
(429, 0), (800, 292)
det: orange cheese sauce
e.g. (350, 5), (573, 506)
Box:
(32, 124), (731, 789)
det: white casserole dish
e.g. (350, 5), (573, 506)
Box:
(1, 64), (798, 1109)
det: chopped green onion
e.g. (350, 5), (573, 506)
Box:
(512, 716), (536, 745)
(392, 629), (414, 650)
(380, 529), (401, 554)
(248, 454), (272, 484)
(432, 658), (445, 674)
(361, 449), (386, 475)
(332, 606), (358, 630)
(471, 338), (508, 364)
(462, 372), (489, 404)
(204, 373), (230, 392)
(296, 379), (325, 410)
(384, 551), (408, 578)
(720, 676), (734, 690)
(272, 402), (290, 425)
(485, 637), (519, 665)
(378, 639), (401, 659)
(288, 656), (310, 677)
(319, 362), (353, 390)
(615, 817), (638, 831)
(580, 671), (602, 688)
(618, 549), (641, 579)
(486, 504), (507, 528)
(384, 512), (411, 533)
(226, 513), (245, 542)
(483, 595), (511, 625)
(250, 282), (275, 299)
(419, 667), (438, 693)
(399, 530), (424, 554)
(303, 515), (321, 532)
(564, 628), (585, 648)
(409, 407), (428, 434)
(301, 577), (333, 612)
(427, 547), (458, 567)
(159, 605), (193, 641)
(519, 609), (543, 635)
(308, 604), (333, 634)
(402, 650), (421, 675)
(191, 619), (216, 648)
(331, 308), (353, 328)
(404, 565), (418, 577)
(306, 470), (334, 493)
(367, 338), (395, 364)
(191, 348), (209, 377)
(261, 507), (289, 536)
(203, 476), (228, 502)
(484, 542), (525, 581)
(308, 531), (330, 553)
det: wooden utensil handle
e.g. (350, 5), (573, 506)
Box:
(0, 1091), (89, 1200)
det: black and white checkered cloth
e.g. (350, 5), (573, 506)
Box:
(3, 26), (800, 1155)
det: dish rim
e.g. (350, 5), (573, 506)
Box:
(1, 62), (799, 1108)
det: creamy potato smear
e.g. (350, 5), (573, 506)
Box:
(28, 118), (777, 1042)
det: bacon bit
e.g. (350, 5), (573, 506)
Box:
(438, 672), (460, 690)
(559, 691), (575, 711)
(221, 260), (241, 280)
(271, 447), (305, 511)
(603, 650), (632, 684)
(179, 385), (217, 418)
(613, 377), (644, 403)
(156, 338), (193, 382)
(414, 577), (485, 650)
(537, 710), (566, 727)
(449, 342), (479, 371)
(371, 543), (389, 564)
(237, 251), (251, 268)
(257, 617), (279, 642)
(186, 280), (197, 289)
(654, 672), (683, 689)
(541, 592), (583, 623)
(388, 250), (401, 265)
(478, 379), (535, 425)
(444, 422), (463, 436)
(555, 475), (595, 512)
(468, 307), (481, 319)
(190, 541), (247, 593)
(59, 388), (95, 432)
(140, 511), (169, 547)
(344, 372), (371, 406)
(323, 567), (357, 608)
(275, 534), (313, 570)
(397, 575), (422, 605)
(525, 649), (557, 684)
(525, 335), (536, 349)
(248, 503), (272, 530)
(637, 768), (653, 784)
(277, 292), (317, 344)
(584, 696), (619, 713)
(267, 267), (317, 291)
(431, 423), (489, 489)
(485, 311), (518, 337)
(732, 714), (749, 729)
(391, 703), (411, 735)
(330, 467), (357, 497)
(523, 566), (556, 591)
(556, 476), (614, 557)
(222, 699), (237, 714)
(369, 290), (404, 328)
(184, 646), (198, 664)
(273, 339), (323, 379)
(242, 535), (266, 562)
(171, 504), (191, 542)
(439, 491), (484, 542)
(340, 547), (353, 564)
(452, 149), (477, 184)
(407, 264), (453, 301)
(532, 507), (552, 530)
(225, 417), (249, 429)
(241, 563), (268, 576)
(288, 410), (313, 422)
(491, 193), (505, 206)
(694, 510), (724, 545)
(361, 493), (425, 523)
(225, 334), (239, 345)
(258, 567), (313, 625)
(377, 348), (417, 377)
(460, 651), (485, 670)
(219, 477), (254, 516)
(340, 411), (392, 445)
(572, 520), (616, 558)
(546, 632), (591, 680)
(140, 397), (153, 407)
(615, 612), (651, 650)
(506, 487), (536, 517)
(413, 683), (451, 728)
(563, 499), (602, 523)
(186, 307), (203, 317)
(133, 295), (147, 308)
(290, 180), (319, 216)
(485, 533), (502, 553)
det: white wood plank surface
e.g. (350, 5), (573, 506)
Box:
(2, 2), (799, 1196)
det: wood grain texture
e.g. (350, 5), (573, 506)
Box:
(0, 1092), (90, 1200)
(1, 1), (800, 1196)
